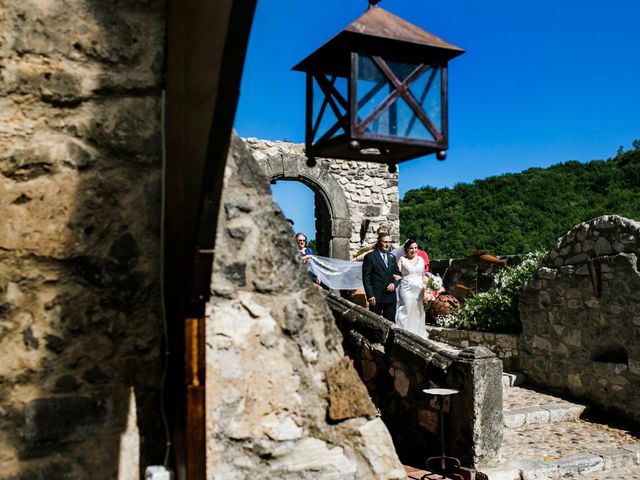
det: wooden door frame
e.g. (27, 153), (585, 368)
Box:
(164, 1), (257, 478)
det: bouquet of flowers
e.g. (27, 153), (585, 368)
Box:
(424, 272), (445, 302)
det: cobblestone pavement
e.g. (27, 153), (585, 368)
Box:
(498, 419), (639, 462)
(478, 384), (640, 478)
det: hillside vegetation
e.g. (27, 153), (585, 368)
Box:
(400, 147), (640, 259)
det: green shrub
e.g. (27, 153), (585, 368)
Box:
(452, 251), (544, 333)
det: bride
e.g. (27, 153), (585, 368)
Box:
(395, 238), (428, 338)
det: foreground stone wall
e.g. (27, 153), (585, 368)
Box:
(327, 293), (503, 467)
(247, 139), (399, 259)
(0, 1), (165, 478)
(204, 135), (406, 479)
(520, 215), (640, 422)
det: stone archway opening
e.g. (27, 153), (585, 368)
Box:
(271, 179), (333, 257)
(248, 138), (400, 261)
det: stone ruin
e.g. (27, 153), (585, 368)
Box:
(520, 215), (640, 422)
(0, 1), (408, 477)
(0, 1), (165, 478)
(423, 215), (640, 426)
(247, 139), (400, 259)
(206, 135), (406, 478)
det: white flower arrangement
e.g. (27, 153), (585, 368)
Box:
(426, 272), (443, 292)
(435, 314), (462, 329)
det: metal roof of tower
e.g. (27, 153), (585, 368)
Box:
(293, 6), (464, 71)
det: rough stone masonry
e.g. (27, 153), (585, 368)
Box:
(520, 215), (640, 423)
(0, 1), (165, 478)
(204, 135), (406, 479)
(1, 2), (431, 478)
(247, 139), (400, 259)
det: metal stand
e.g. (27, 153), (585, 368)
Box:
(422, 388), (463, 480)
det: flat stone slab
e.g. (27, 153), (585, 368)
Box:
(504, 403), (585, 427)
(503, 386), (585, 412)
(554, 453), (604, 476)
(570, 462), (640, 479)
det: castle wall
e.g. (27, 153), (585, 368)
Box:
(519, 215), (640, 421)
(247, 139), (400, 259)
(0, 1), (165, 478)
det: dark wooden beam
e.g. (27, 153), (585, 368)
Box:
(165, 0), (257, 478)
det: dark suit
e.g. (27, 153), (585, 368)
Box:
(362, 248), (401, 322)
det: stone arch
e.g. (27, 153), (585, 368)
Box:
(247, 138), (400, 259)
(254, 144), (352, 260)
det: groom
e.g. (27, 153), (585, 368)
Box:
(362, 233), (401, 322)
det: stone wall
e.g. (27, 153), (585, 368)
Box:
(247, 139), (400, 259)
(327, 293), (503, 467)
(426, 326), (520, 372)
(430, 255), (520, 302)
(204, 135), (406, 479)
(0, 1), (165, 478)
(520, 215), (640, 422)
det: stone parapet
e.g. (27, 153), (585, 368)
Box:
(326, 293), (503, 467)
(542, 215), (640, 268)
(426, 326), (520, 371)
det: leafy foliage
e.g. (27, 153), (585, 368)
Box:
(400, 147), (640, 258)
(453, 251), (545, 333)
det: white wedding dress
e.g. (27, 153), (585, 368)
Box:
(395, 256), (427, 338)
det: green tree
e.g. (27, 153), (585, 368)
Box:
(400, 149), (640, 258)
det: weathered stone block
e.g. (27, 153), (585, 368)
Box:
(590, 447), (636, 469)
(358, 419), (407, 479)
(594, 237), (612, 256)
(326, 357), (377, 421)
(544, 404), (584, 423)
(565, 253), (588, 265)
(503, 410), (526, 428)
(519, 460), (560, 480)
(3, 460), (78, 480)
(524, 407), (550, 424)
(24, 395), (107, 445)
(78, 98), (161, 163)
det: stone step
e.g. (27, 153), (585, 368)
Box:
(478, 419), (640, 479)
(479, 447), (640, 479)
(566, 462), (640, 479)
(503, 386), (586, 427)
(504, 403), (586, 428)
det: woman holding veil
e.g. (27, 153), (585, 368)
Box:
(395, 238), (428, 338)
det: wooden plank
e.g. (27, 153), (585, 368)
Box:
(185, 318), (205, 479)
(186, 385), (205, 479)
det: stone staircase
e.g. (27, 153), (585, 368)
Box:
(477, 374), (640, 479)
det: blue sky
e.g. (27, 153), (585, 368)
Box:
(235, 0), (640, 240)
